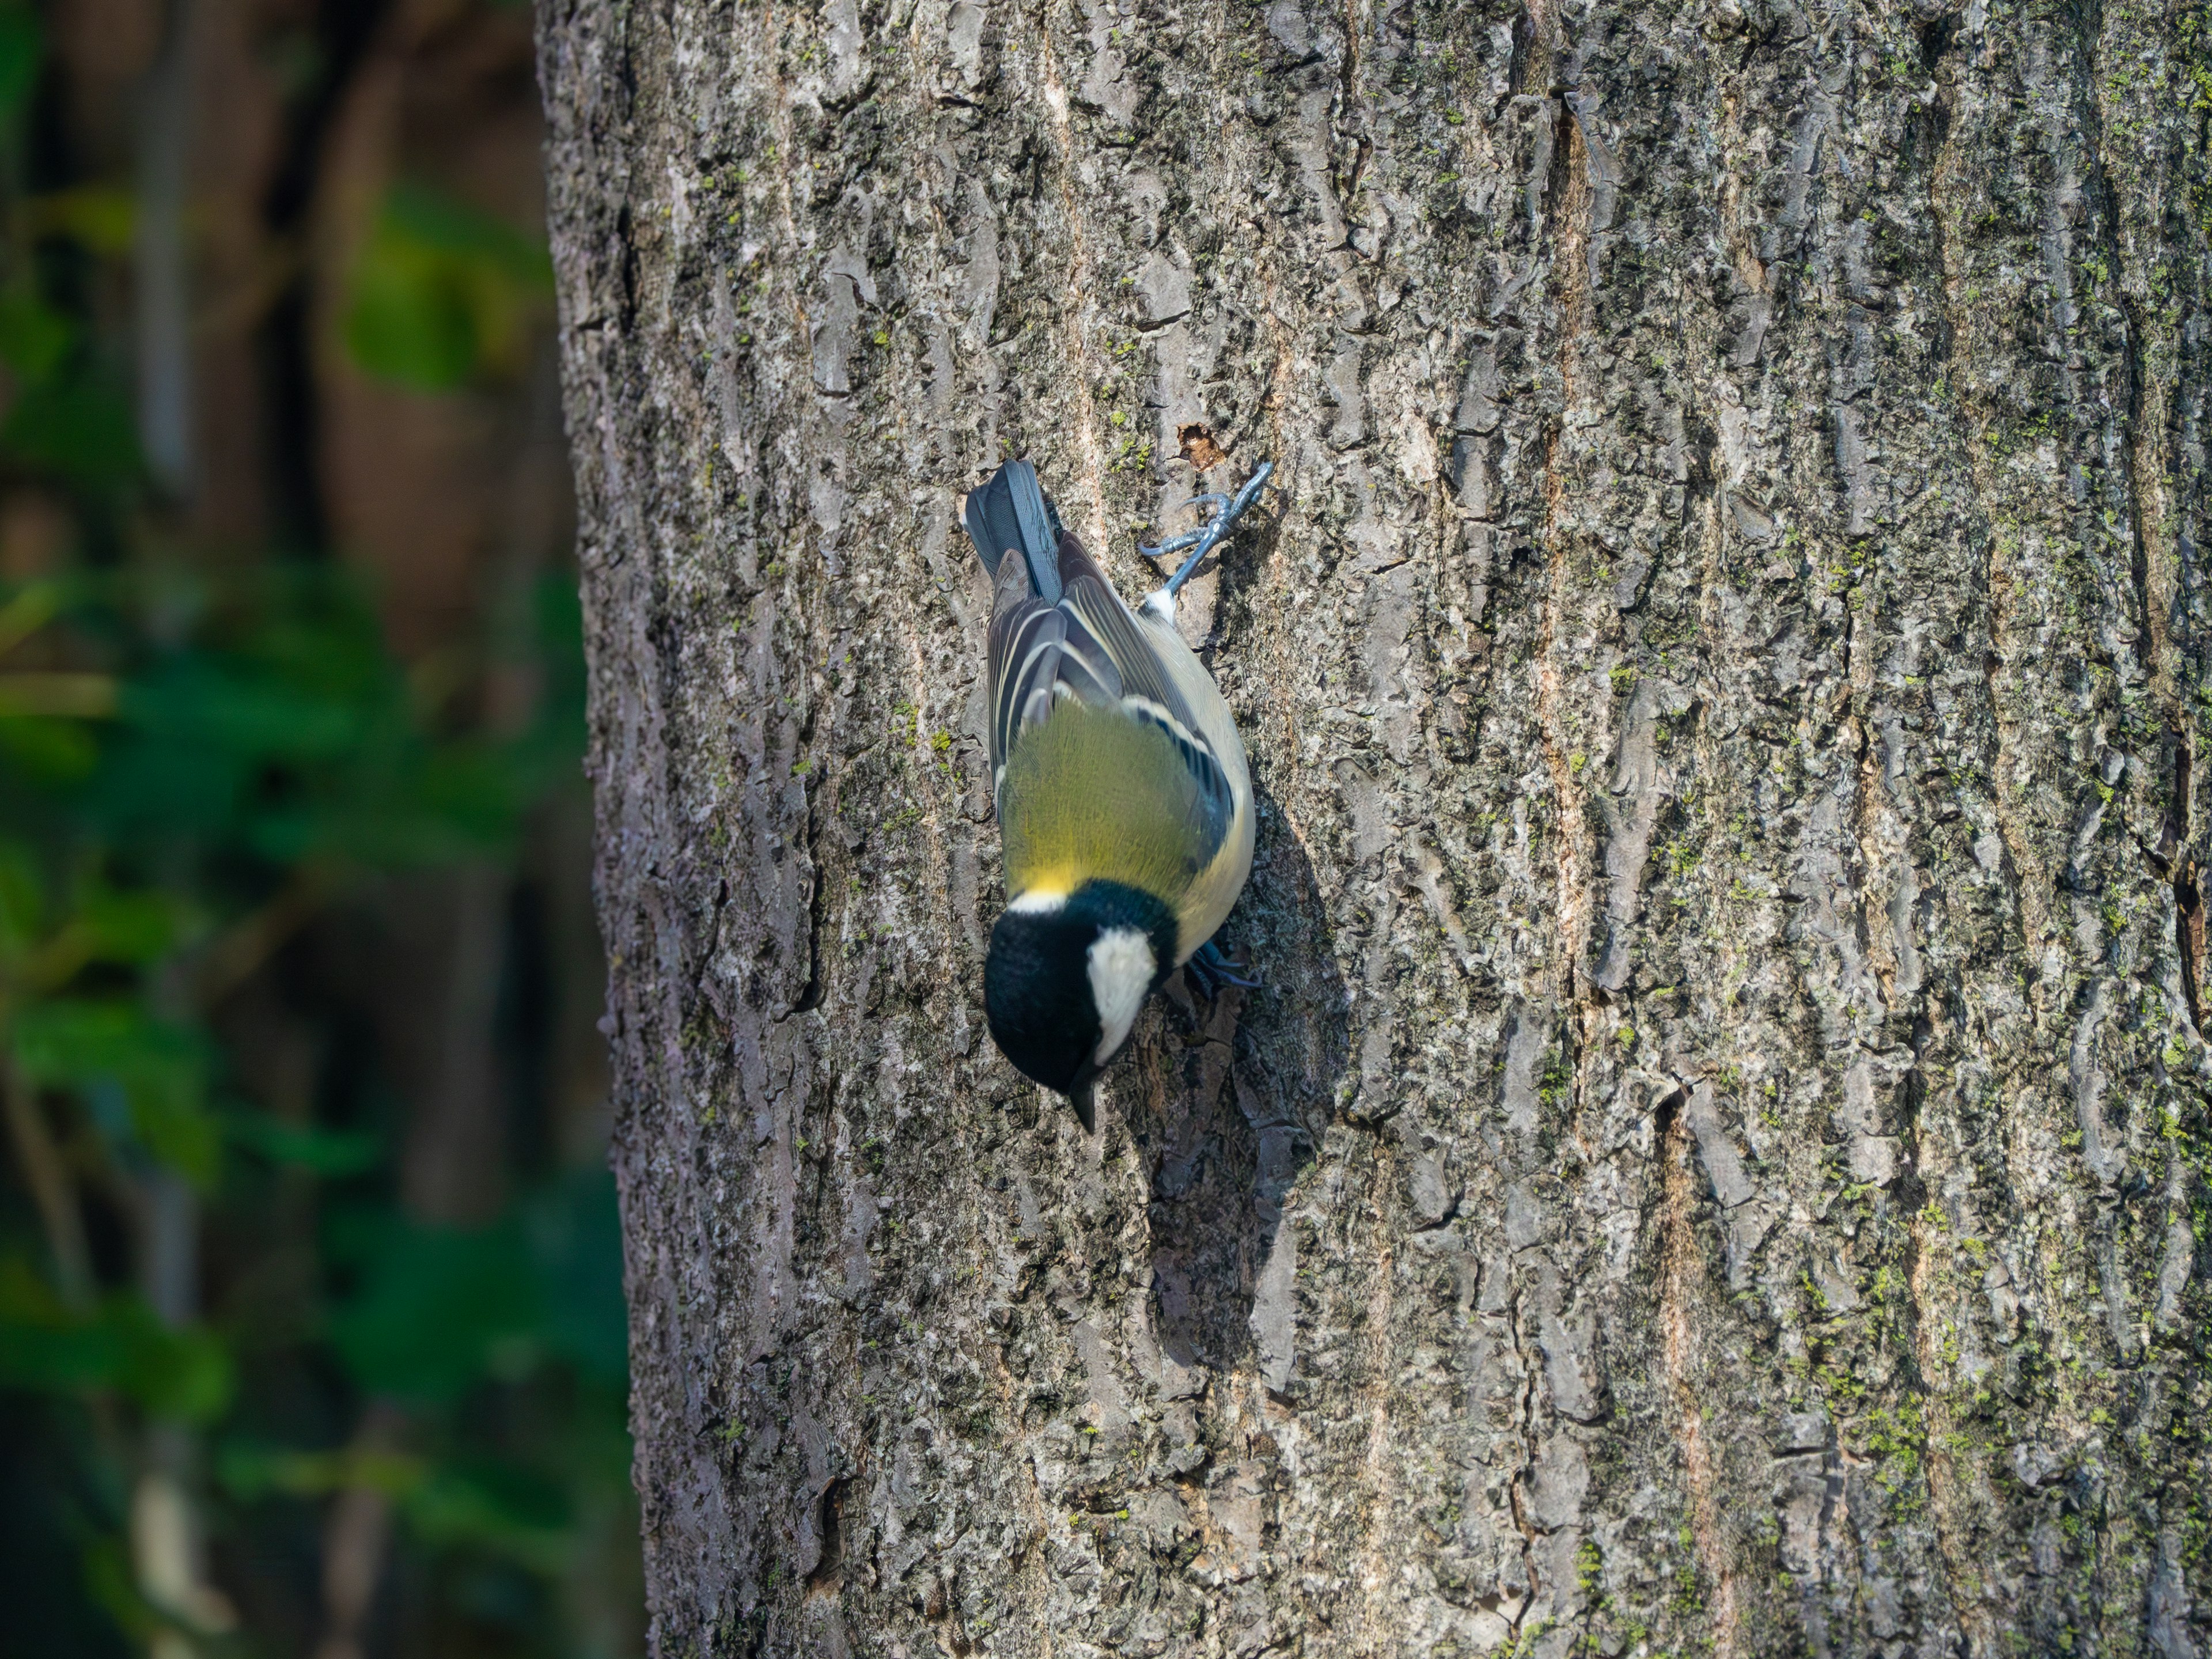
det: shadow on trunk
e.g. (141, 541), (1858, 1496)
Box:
(1132, 782), (1344, 1394)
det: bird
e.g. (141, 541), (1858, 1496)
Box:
(961, 457), (1272, 1131)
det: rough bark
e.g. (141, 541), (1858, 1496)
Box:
(539, 0), (2212, 1652)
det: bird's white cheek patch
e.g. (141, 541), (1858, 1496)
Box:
(1087, 927), (1156, 1064)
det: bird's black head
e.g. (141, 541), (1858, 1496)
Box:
(984, 880), (1179, 1115)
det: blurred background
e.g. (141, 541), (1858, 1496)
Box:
(0, 1), (638, 1656)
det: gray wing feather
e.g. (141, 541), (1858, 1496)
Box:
(986, 530), (1236, 860)
(1054, 537), (1236, 850)
(987, 560), (1063, 780)
(1056, 546), (1195, 728)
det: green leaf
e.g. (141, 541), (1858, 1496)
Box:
(218, 1441), (423, 1501)
(343, 183), (551, 391)
(404, 1460), (571, 1570)
(0, 290), (75, 381)
(327, 1218), (544, 1403)
(0, 366), (138, 488)
(253, 741), (525, 867)
(225, 1112), (381, 1176)
(122, 1310), (232, 1423)
(12, 998), (194, 1080)
(84, 729), (248, 841)
(0, 836), (40, 957)
(382, 183), (552, 285)
(131, 1085), (220, 1186)
(413, 742), (528, 839)
(120, 658), (366, 762)
(346, 249), (477, 389)
(11, 1001), (218, 1185)
(70, 884), (181, 964)
(0, 577), (62, 656)
(26, 187), (135, 256)
(0, 713), (98, 779)
(0, 5), (43, 128)
(81, 1534), (158, 1643)
(0, 1257), (233, 1422)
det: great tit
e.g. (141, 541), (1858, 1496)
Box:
(962, 459), (1267, 1130)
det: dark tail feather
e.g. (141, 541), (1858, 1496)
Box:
(962, 461), (1066, 605)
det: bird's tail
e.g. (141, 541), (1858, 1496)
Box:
(963, 460), (1067, 605)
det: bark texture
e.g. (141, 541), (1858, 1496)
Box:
(539, 0), (2212, 1651)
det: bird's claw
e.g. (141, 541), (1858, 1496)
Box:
(1137, 527), (1207, 561)
(1184, 938), (1261, 1003)
(1139, 497), (1230, 560)
(1139, 461), (1275, 596)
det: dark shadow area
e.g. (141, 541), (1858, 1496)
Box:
(1130, 780), (1347, 1384)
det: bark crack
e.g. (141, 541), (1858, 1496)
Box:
(1033, 18), (1112, 558)
(1926, 49), (2052, 976)
(1657, 1098), (1739, 1657)
(1349, 1192), (1402, 1645)
(1536, 74), (1594, 1002)
(2154, 730), (2205, 1037)
(2081, 9), (2176, 719)
(1502, 1275), (1544, 1638)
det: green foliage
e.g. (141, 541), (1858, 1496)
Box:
(0, 545), (613, 1648)
(13, 999), (217, 1184)
(408, 1457), (575, 1570)
(28, 185), (135, 255)
(1, 366), (139, 488)
(0, 10), (626, 1656)
(0, 290), (77, 381)
(0, 1258), (233, 1422)
(0, 3), (41, 126)
(225, 1111), (382, 1176)
(346, 183), (554, 390)
(0, 565), (565, 869)
(329, 1174), (627, 1403)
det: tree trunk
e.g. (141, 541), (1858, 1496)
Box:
(538, 0), (2212, 1650)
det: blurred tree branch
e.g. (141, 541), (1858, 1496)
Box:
(2, 1059), (93, 1307)
(189, 861), (340, 1013)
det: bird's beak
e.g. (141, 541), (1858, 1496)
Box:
(1066, 1065), (1100, 1134)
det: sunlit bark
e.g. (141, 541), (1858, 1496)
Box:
(543, 0), (2212, 1650)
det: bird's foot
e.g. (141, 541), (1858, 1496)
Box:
(1139, 460), (1275, 596)
(1184, 938), (1261, 1003)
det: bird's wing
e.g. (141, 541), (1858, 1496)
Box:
(987, 532), (1141, 786)
(987, 556), (1073, 790)
(980, 480), (1238, 880)
(1051, 536), (1237, 854)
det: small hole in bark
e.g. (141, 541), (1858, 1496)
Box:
(1506, 12), (1533, 96)
(2177, 859), (2206, 1038)
(1916, 14), (1958, 67)
(1177, 423), (1226, 471)
(808, 1477), (846, 1587)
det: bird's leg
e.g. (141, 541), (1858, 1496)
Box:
(1198, 938), (1261, 987)
(1137, 526), (1207, 562)
(1137, 498), (1230, 563)
(1139, 460), (1277, 597)
(1184, 937), (1261, 1003)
